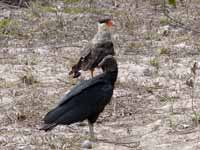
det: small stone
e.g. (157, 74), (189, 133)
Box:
(182, 124), (190, 129)
(81, 140), (93, 149)
(143, 68), (152, 76)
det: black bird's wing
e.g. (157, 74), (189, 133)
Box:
(58, 74), (105, 106)
(41, 76), (113, 131)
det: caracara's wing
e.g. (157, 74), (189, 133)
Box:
(81, 41), (114, 70)
(69, 42), (94, 77)
(80, 42), (94, 59)
(69, 41), (114, 77)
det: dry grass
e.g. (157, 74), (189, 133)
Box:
(1, 0), (200, 150)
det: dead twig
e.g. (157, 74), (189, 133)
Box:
(57, 78), (70, 85)
(163, 10), (200, 34)
(0, 1), (20, 9)
(98, 138), (140, 148)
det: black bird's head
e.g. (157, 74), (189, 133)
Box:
(98, 55), (117, 72)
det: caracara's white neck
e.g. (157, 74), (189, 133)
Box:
(92, 23), (111, 43)
(97, 23), (110, 32)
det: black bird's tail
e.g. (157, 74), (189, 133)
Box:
(39, 123), (57, 131)
(40, 104), (71, 131)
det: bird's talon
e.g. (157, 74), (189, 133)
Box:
(73, 72), (81, 78)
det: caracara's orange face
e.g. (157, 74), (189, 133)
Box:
(98, 18), (113, 27)
(105, 20), (113, 27)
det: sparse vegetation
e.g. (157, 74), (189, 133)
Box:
(186, 62), (200, 126)
(128, 42), (144, 49)
(41, 6), (57, 13)
(0, 18), (11, 32)
(149, 57), (159, 69)
(168, 115), (177, 129)
(191, 112), (200, 124)
(157, 47), (170, 55)
(63, 0), (81, 3)
(63, 7), (103, 14)
(1, 0), (200, 149)
(0, 19), (20, 35)
(19, 69), (38, 85)
(159, 16), (171, 26)
(195, 39), (200, 53)
(168, 0), (176, 6)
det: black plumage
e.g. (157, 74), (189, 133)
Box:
(40, 55), (118, 140)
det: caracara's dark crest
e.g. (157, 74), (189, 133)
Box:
(98, 18), (112, 24)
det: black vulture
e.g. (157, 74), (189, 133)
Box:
(40, 55), (118, 141)
(69, 18), (115, 78)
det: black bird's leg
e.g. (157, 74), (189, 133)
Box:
(88, 120), (95, 141)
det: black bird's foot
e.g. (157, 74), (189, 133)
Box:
(81, 140), (93, 149)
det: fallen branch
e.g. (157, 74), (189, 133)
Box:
(98, 138), (140, 148)
(163, 9), (200, 34)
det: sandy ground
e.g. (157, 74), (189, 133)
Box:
(1, 0), (200, 149)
